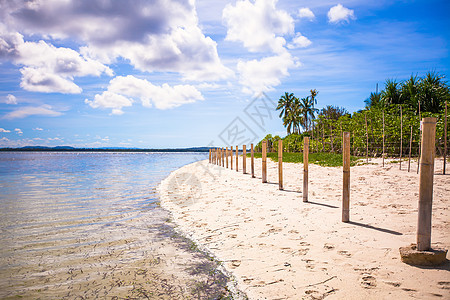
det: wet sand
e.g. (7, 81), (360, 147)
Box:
(158, 157), (450, 299)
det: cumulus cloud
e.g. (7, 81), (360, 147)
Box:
(0, 24), (113, 94)
(298, 8), (315, 20)
(288, 33), (312, 49)
(237, 51), (298, 94)
(4, 105), (63, 119)
(6, 94), (18, 104)
(0, 128), (11, 133)
(14, 128), (23, 135)
(223, 0), (294, 53)
(86, 75), (204, 114)
(2, 0), (232, 82)
(33, 127), (44, 131)
(328, 4), (356, 24)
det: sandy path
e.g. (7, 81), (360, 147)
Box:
(158, 157), (449, 299)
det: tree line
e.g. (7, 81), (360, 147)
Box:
(255, 71), (449, 156)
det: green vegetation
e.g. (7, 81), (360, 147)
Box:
(247, 152), (361, 167)
(259, 71), (449, 160)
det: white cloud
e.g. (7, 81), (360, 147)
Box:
(15, 128), (23, 135)
(0, 128), (11, 133)
(1, 137), (9, 141)
(33, 127), (43, 131)
(4, 105), (63, 119)
(298, 8), (315, 20)
(86, 75), (204, 114)
(237, 51), (298, 94)
(6, 94), (18, 104)
(328, 4), (356, 24)
(1, 0), (232, 82)
(288, 33), (312, 49)
(222, 0), (294, 53)
(85, 91), (133, 115)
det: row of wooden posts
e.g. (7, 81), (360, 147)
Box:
(208, 117), (438, 251)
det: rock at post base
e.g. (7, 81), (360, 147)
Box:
(399, 244), (448, 266)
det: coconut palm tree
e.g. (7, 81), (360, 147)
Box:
(299, 96), (316, 132)
(418, 71), (450, 113)
(381, 79), (402, 106)
(401, 74), (419, 112)
(277, 92), (296, 134)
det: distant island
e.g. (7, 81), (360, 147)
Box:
(0, 146), (211, 152)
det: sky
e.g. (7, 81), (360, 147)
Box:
(0, 0), (449, 149)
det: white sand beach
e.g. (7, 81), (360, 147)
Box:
(158, 157), (449, 299)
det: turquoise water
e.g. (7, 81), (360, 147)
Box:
(0, 152), (229, 299)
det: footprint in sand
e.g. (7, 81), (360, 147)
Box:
(228, 234), (237, 238)
(323, 243), (335, 250)
(361, 275), (377, 288)
(230, 260), (241, 268)
(437, 281), (450, 290)
(338, 250), (352, 257)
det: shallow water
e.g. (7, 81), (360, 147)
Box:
(0, 152), (230, 299)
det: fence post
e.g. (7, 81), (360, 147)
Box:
(222, 147), (225, 167)
(400, 106), (403, 170)
(251, 143), (255, 178)
(278, 140), (283, 190)
(408, 126), (413, 172)
(262, 140), (267, 183)
(444, 101), (447, 175)
(382, 111), (385, 167)
(236, 145), (239, 172)
(342, 132), (350, 222)
(303, 137), (309, 202)
(417, 117), (436, 251)
(365, 112), (369, 163)
(243, 145), (247, 174)
(230, 146), (233, 170)
(226, 147), (229, 168)
(417, 101), (421, 174)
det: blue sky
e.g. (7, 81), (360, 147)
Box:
(0, 0), (449, 148)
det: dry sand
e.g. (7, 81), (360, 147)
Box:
(158, 156), (450, 299)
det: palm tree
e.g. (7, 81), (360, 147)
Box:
(418, 71), (449, 113)
(381, 79), (402, 106)
(277, 92), (296, 134)
(299, 96), (315, 132)
(364, 92), (381, 108)
(309, 89), (318, 136)
(401, 75), (419, 112)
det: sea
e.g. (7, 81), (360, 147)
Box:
(0, 152), (230, 299)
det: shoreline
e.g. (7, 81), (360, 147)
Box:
(158, 157), (449, 299)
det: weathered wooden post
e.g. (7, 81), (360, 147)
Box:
(278, 140), (283, 190)
(382, 111), (385, 167)
(251, 143), (255, 178)
(408, 126), (413, 172)
(444, 101), (447, 175)
(417, 101), (422, 174)
(230, 146), (233, 170)
(262, 140), (267, 183)
(209, 149), (211, 163)
(365, 112), (369, 163)
(342, 132), (350, 222)
(400, 106), (403, 170)
(243, 145), (247, 174)
(417, 117), (436, 250)
(226, 147), (229, 168)
(303, 137), (309, 202)
(236, 145), (239, 172)
(222, 147), (225, 167)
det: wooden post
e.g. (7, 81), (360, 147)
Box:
(226, 147), (229, 168)
(417, 101), (421, 174)
(262, 140), (267, 183)
(230, 146), (233, 170)
(365, 112), (369, 163)
(444, 101), (447, 175)
(278, 140), (283, 190)
(330, 124), (334, 152)
(303, 137), (309, 202)
(342, 132), (350, 222)
(243, 145), (247, 174)
(222, 147), (225, 167)
(209, 149), (211, 163)
(251, 143), (255, 178)
(408, 126), (413, 172)
(213, 148), (216, 164)
(236, 145), (239, 172)
(382, 111), (385, 167)
(400, 106), (403, 170)
(417, 117), (437, 251)
(322, 124), (325, 152)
